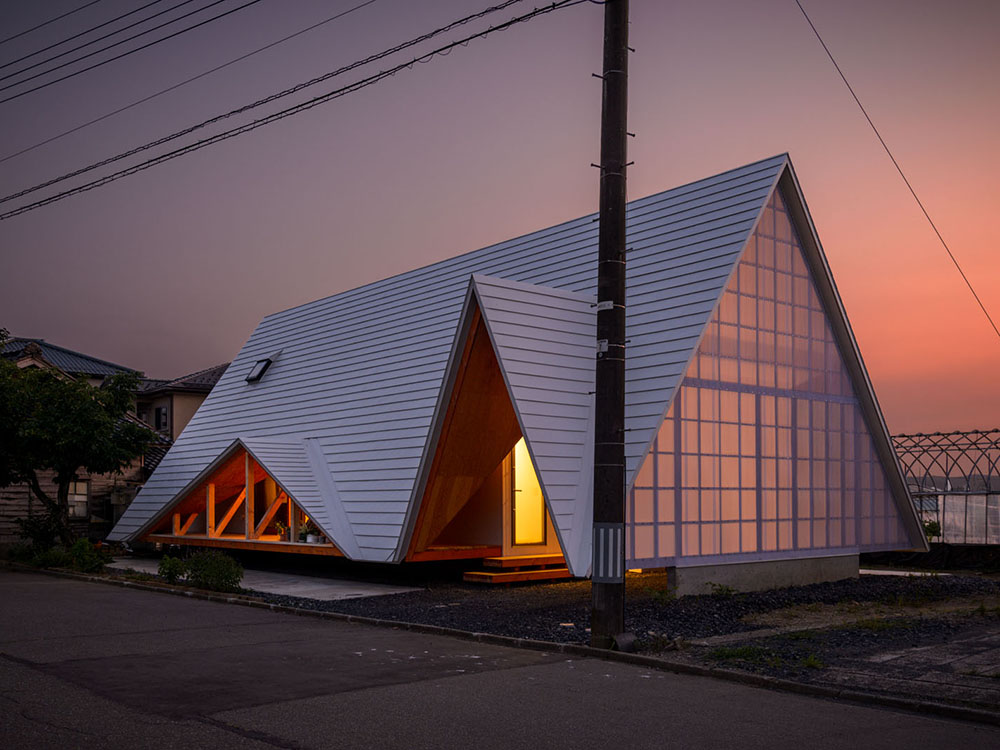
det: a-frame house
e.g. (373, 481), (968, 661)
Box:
(110, 155), (926, 589)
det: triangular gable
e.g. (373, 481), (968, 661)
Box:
(625, 179), (925, 565)
(241, 437), (362, 558)
(129, 437), (360, 557)
(471, 275), (596, 575)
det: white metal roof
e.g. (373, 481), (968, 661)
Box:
(109, 155), (794, 559)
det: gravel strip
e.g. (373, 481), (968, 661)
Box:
(119, 570), (996, 647)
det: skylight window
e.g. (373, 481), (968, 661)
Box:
(245, 358), (272, 383)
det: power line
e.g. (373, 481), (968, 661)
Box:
(0, 0), (527, 205)
(1, 0), (173, 73)
(0, 0), (239, 93)
(0, 0), (586, 221)
(0, 0), (379, 165)
(0, 0), (106, 48)
(795, 0), (1000, 344)
(0, 0), (265, 105)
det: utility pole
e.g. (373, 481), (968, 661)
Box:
(591, 0), (629, 649)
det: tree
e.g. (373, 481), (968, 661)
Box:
(0, 329), (155, 545)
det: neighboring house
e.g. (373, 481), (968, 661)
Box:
(0, 339), (174, 545)
(136, 363), (229, 441)
(2, 337), (135, 385)
(108, 155), (927, 592)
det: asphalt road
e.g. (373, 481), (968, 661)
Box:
(1, 571), (997, 749)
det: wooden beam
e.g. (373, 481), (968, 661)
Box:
(408, 545), (502, 562)
(253, 493), (288, 538)
(212, 489), (246, 537)
(206, 483), (215, 537)
(244, 452), (255, 539)
(178, 513), (198, 535)
(172, 513), (181, 535)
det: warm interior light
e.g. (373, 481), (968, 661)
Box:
(512, 438), (545, 545)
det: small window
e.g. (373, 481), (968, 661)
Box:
(68, 480), (88, 518)
(154, 406), (169, 432)
(246, 358), (272, 383)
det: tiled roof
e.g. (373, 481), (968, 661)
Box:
(139, 363), (229, 395)
(2, 338), (136, 377)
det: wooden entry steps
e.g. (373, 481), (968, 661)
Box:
(463, 553), (570, 584)
(482, 553), (566, 569)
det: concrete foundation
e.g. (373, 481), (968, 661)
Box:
(665, 554), (859, 597)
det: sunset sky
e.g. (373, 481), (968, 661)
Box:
(0, 0), (997, 435)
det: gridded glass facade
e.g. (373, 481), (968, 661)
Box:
(627, 189), (911, 565)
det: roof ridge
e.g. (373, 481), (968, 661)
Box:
(7, 336), (135, 372)
(167, 362), (229, 384)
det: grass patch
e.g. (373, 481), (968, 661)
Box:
(848, 617), (907, 633)
(708, 645), (783, 668)
(800, 653), (825, 669)
(782, 629), (818, 641)
(707, 582), (736, 598)
(640, 586), (676, 605)
(975, 602), (1000, 618)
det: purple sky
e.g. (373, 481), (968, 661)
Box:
(1, 0), (998, 433)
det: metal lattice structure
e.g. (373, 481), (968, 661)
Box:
(892, 429), (1000, 545)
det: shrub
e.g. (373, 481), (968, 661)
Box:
(30, 546), (73, 569)
(15, 512), (61, 553)
(68, 539), (108, 573)
(185, 550), (243, 592)
(708, 582), (736, 598)
(158, 555), (187, 585)
(5, 542), (34, 562)
(923, 519), (941, 540)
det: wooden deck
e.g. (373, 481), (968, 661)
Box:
(145, 534), (343, 556)
(407, 545), (502, 562)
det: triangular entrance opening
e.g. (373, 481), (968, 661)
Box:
(627, 186), (921, 566)
(406, 301), (562, 561)
(146, 444), (342, 554)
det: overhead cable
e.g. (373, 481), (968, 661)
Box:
(0, 0), (265, 105)
(0, 0), (379, 165)
(0, 0), (106, 48)
(795, 0), (1000, 343)
(0, 0), (528, 204)
(0, 0), (173, 73)
(0, 0), (587, 221)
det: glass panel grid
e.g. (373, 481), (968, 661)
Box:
(626, 189), (908, 565)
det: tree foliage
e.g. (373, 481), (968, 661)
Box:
(0, 328), (155, 544)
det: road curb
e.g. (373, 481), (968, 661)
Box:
(5, 562), (999, 728)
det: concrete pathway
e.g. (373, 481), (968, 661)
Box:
(108, 557), (418, 600)
(2, 571), (999, 749)
(860, 568), (952, 577)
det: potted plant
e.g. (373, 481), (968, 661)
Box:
(275, 520), (289, 542)
(304, 521), (320, 544)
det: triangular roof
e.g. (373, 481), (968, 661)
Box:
(404, 275), (597, 573)
(111, 154), (920, 558)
